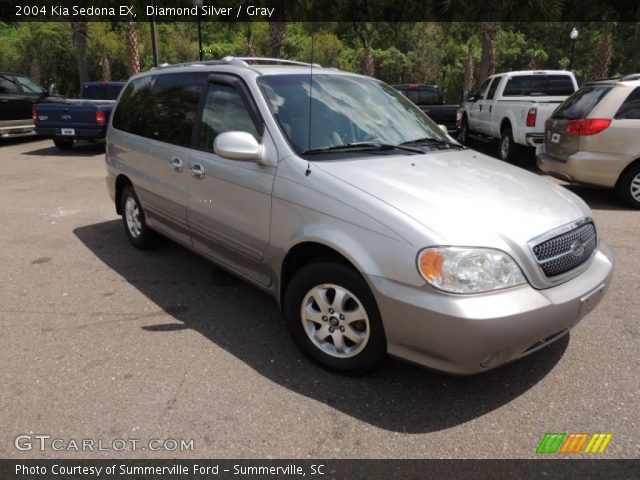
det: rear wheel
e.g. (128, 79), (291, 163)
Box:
(617, 164), (640, 209)
(283, 262), (387, 375)
(53, 138), (74, 150)
(120, 185), (156, 248)
(499, 126), (516, 162)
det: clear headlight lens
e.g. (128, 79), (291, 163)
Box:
(417, 247), (526, 294)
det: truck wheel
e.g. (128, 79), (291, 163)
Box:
(459, 116), (471, 145)
(499, 127), (516, 162)
(283, 261), (387, 375)
(617, 164), (640, 209)
(53, 138), (74, 150)
(120, 185), (156, 249)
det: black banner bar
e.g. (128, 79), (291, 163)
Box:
(1, 0), (639, 22)
(1, 459), (639, 480)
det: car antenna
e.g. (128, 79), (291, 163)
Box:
(305, 34), (314, 177)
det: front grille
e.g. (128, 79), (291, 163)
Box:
(532, 222), (597, 277)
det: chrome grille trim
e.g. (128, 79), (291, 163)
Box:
(528, 218), (598, 279)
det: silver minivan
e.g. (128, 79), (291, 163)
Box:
(106, 57), (613, 375)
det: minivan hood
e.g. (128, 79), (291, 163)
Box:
(314, 150), (589, 247)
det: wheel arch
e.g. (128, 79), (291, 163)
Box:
(615, 157), (640, 189)
(279, 241), (363, 307)
(500, 117), (512, 135)
(114, 174), (133, 215)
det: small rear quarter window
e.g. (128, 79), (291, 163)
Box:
(615, 87), (640, 120)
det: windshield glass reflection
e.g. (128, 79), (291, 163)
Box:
(258, 74), (448, 154)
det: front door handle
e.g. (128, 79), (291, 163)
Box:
(189, 163), (205, 179)
(169, 157), (184, 172)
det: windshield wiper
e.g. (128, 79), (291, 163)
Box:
(401, 137), (466, 150)
(301, 142), (423, 155)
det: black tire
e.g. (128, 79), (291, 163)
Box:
(283, 261), (387, 375)
(459, 115), (471, 145)
(617, 164), (640, 209)
(499, 126), (516, 162)
(120, 185), (156, 249)
(53, 138), (74, 150)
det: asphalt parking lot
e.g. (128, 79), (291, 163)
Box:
(1, 137), (638, 459)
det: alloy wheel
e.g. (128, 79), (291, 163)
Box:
(300, 283), (370, 358)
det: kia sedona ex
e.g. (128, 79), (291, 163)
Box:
(105, 57), (613, 375)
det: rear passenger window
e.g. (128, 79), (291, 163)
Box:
(198, 83), (260, 151)
(615, 87), (640, 120)
(112, 73), (205, 147)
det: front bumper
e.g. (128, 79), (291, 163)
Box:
(370, 242), (613, 375)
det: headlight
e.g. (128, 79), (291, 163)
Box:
(417, 247), (526, 294)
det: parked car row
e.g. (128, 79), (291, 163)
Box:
(5, 58), (635, 376)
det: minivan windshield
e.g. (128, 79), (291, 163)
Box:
(258, 74), (452, 155)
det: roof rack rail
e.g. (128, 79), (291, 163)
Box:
(221, 56), (321, 68)
(150, 56), (323, 71)
(151, 60), (227, 70)
(620, 73), (640, 81)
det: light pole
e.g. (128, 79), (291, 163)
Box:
(193, 0), (204, 61)
(569, 27), (579, 71)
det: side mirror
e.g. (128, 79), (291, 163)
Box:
(214, 131), (264, 162)
(466, 93), (479, 103)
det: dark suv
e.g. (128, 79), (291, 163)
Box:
(0, 73), (62, 139)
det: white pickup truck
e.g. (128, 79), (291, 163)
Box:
(460, 70), (578, 161)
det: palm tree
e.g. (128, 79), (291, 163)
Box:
(125, 22), (140, 77)
(269, 22), (288, 58)
(441, 0), (564, 83)
(588, 28), (613, 81)
(70, 21), (89, 84)
(354, 22), (375, 76)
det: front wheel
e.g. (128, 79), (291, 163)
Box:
(120, 185), (156, 249)
(283, 262), (387, 375)
(617, 164), (640, 209)
(53, 138), (74, 150)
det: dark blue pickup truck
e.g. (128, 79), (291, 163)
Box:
(34, 81), (124, 150)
